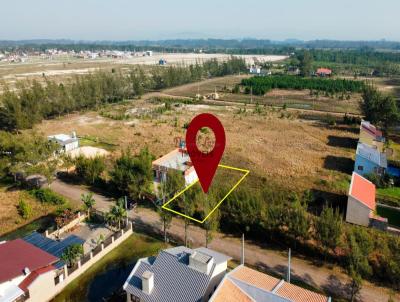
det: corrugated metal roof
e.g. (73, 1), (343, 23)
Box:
(23, 232), (84, 268)
(0, 239), (58, 283)
(356, 142), (387, 167)
(124, 247), (222, 302)
(194, 247), (232, 264)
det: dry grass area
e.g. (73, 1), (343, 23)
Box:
(34, 98), (357, 193)
(164, 75), (362, 114)
(0, 187), (57, 237)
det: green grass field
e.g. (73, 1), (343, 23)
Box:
(377, 187), (400, 207)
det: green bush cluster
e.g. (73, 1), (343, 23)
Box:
(30, 188), (65, 205)
(241, 75), (365, 96)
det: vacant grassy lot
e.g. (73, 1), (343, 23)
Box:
(52, 233), (165, 302)
(34, 94), (357, 194)
(0, 185), (58, 238)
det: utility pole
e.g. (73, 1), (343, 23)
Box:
(241, 233), (245, 265)
(287, 248), (291, 283)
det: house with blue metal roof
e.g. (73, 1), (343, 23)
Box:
(123, 246), (231, 302)
(354, 142), (387, 176)
(23, 232), (85, 269)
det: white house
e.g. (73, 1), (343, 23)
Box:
(48, 132), (79, 153)
(346, 172), (387, 229)
(152, 149), (198, 187)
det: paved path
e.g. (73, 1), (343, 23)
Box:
(51, 179), (399, 302)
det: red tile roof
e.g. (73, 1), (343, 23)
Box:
(212, 266), (329, 302)
(361, 122), (383, 138)
(316, 68), (332, 74)
(18, 265), (55, 292)
(230, 265), (281, 292)
(0, 239), (58, 283)
(275, 282), (328, 302)
(349, 172), (376, 210)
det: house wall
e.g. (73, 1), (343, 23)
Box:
(64, 141), (79, 152)
(354, 155), (379, 176)
(26, 271), (56, 302)
(346, 196), (371, 226)
(184, 169), (198, 186)
(46, 212), (86, 240)
(203, 271), (226, 302)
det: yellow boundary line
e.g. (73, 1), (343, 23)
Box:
(161, 164), (250, 224)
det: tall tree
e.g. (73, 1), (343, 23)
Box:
(298, 50), (313, 77)
(361, 85), (399, 133)
(286, 195), (310, 246)
(111, 148), (153, 200)
(315, 206), (343, 255)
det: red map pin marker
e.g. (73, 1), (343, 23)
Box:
(186, 113), (226, 193)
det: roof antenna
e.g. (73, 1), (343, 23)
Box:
(241, 233), (245, 265)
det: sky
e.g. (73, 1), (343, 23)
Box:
(1, 0), (399, 41)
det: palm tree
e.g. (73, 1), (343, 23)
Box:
(81, 193), (96, 220)
(106, 198), (127, 230)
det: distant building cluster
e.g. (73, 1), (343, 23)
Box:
(0, 49), (154, 63)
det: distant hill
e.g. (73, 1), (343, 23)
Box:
(1, 38), (400, 52)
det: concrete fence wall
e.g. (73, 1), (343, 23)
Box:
(45, 212), (86, 240)
(27, 223), (133, 302)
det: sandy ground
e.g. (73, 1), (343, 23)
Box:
(0, 53), (287, 80)
(68, 146), (109, 159)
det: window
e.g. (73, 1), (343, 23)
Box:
(130, 294), (140, 302)
(358, 166), (364, 171)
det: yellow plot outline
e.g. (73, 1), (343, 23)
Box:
(161, 164), (250, 224)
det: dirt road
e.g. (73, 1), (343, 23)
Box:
(51, 179), (398, 302)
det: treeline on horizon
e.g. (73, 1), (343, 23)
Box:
(1, 38), (400, 50)
(241, 76), (365, 96)
(0, 57), (247, 131)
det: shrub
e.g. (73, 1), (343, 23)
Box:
(30, 188), (65, 205)
(18, 199), (32, 219)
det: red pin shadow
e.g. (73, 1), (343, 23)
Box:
(186, 113), (226, 193)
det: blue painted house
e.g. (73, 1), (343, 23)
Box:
(354, 142), (387, 176)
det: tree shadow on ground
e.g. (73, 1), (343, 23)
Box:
(323, 155), (354, 174)
(321, 274), (352, 301)
(310, 189), (347, 217)
(327, 135), (358, 150)
(309, 121), (360, 135)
